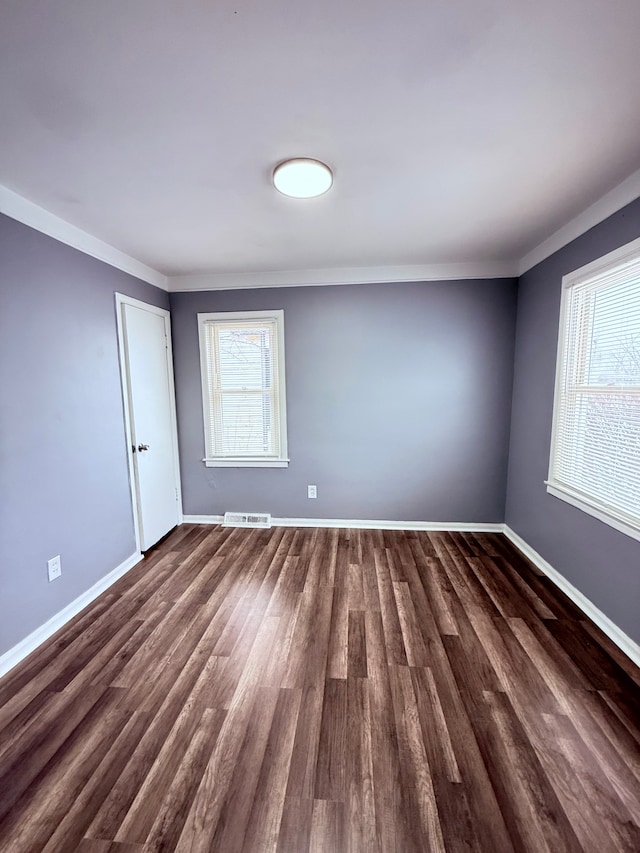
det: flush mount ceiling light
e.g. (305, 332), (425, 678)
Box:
(273, 158), (333, 198)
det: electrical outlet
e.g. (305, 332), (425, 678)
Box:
(47, 555), (62, 582)
(307, 485), (317, 499)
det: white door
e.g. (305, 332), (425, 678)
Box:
(118, 297), (181, 550)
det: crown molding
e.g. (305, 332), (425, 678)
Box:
(0, 185), (168, 290)
(5, 164), (640, 292)
(518, 167), (640, 276)
(168, 261), (518, 292)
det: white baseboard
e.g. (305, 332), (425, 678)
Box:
(503, 526), (640, 669)
(0, 551), (143, 680)
(182, 514), (504, 533)
(183, 514), (225, 525)
(273, 518), (504, 531)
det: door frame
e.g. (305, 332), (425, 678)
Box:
(115, 293), (183, 552)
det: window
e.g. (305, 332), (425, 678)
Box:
(198, 310), (288, 467)
(547, 236), (640, 541)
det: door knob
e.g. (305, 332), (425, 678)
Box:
(137, 444), (150, 452)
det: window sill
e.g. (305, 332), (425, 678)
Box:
(545, 481), (640, 543)
(203, 458), (290, 468)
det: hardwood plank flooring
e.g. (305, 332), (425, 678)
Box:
(1, 525), (639, 852)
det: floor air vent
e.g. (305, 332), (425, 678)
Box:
(223, 512), (272, 529)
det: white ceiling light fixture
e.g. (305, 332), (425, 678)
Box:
(273, 158), (333, 199)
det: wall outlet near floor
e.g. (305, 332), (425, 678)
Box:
(307, 485), (317, 499)
(47, 555), (62, 582)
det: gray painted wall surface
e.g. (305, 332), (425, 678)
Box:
(170, 279), (517, 524)
(0, 214), (169, 656)
(505, 197), (640, 644)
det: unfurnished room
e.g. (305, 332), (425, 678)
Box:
(0, 2), (639, 851)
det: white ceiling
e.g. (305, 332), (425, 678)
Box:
(1, 0), (640, 285)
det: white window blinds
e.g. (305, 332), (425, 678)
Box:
(198, 311), (288, 465)
(548, 242), (640, 539)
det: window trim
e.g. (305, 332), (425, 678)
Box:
(197, 309), (289, 468)
(546, 235), (640, 542)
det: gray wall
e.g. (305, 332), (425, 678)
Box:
(170, 279), (518, 523)
(506, 197), (640, 644)
(0, 213), (169, 656)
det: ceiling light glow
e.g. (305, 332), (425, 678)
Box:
(273, 158), (333, 198)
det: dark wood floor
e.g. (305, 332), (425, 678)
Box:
(0, 525), (639, 852)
